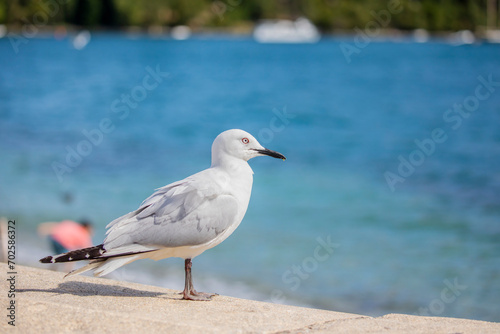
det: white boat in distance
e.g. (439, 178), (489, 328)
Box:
(253, 17), (320, 43)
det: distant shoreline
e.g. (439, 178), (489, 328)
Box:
(3, 23), (500, 42)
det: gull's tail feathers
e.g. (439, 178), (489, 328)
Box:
(64, 255), (141, 278)
(39, 244), (105, 264)
(64, 259), (105, 278)
(40, 243), (159, 278)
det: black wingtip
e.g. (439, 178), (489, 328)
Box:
(39, 256), (53, 263)
(40, 244), (107, 264)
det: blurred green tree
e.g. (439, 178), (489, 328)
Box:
(0, 0), (491, 32)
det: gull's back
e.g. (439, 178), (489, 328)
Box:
(103, 166), (247, 253)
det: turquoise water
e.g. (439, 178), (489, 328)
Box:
(1, 34), (499, 321)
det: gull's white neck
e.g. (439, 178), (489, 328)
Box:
(211, 152), (254, 175)
(211, 153), (254, 216)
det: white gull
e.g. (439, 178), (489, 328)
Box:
(40, 129), (286, 300)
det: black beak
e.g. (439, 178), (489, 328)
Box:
(252, 148), (286, 160)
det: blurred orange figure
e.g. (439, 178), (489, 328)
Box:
(38, 220), (93, 270)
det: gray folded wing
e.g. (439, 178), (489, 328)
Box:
(104, 172), (239, 251)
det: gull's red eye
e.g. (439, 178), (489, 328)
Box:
(242, 138), (249, 144)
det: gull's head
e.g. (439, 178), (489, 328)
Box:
(211, 129), (286, 165)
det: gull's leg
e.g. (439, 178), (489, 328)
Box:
(182, 258), (216, 301)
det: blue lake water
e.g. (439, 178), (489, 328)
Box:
(1, 34), (499, 321)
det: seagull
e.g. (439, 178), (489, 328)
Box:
(40, 129), (286, 300)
